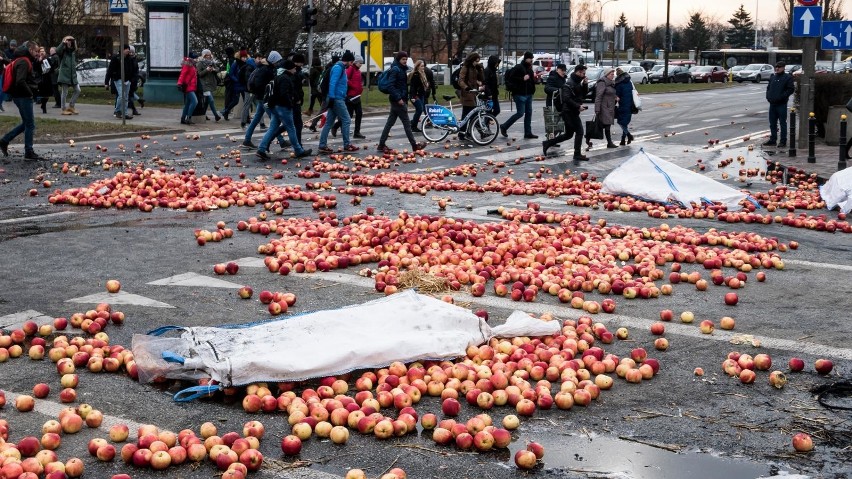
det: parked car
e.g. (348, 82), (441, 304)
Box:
(427, 63), (448, 85)
(623, 65), (649, 84)
(690, 65), (728, 83)
(815, 61), (851, 73)
(734, 63), (773, 83)
(647, 64), (665, 83)
(648, 65), (692, 83)
(784, 64), (801, 75)
(584, 67), (604, 101)
(76, 58), (109, 86)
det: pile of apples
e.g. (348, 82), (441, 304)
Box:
(722, 352), (834, 386)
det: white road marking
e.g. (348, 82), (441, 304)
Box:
(731, 114), (747, 118)
(300, 271), (852, 360)
(0, 310), (54, 329)
(147, 272), (243, 289)
(66, 291), (175, 308)
(665, 123), (690, 129)
(785, 259), (852, 272)
(0, 211), (76, 224)
(702, 118), (721, 122)
(227, 257), (267, 268)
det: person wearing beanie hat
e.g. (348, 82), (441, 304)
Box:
(105, 43), (137, 120)
(285, 51), (308, 143)
(0, 40), (44, 161)
(500, 51), (538, 140)
(376, 51), (426, 153)
(267, 51), (283, 65)
(256, 59), (312, 161)
(221, 48), (249, 121)
(331, 54), (365, 139)
(587, 67), (618, 149)
(242, 51), (284, 149)
(239, 52), (262, 128)
(317, 52), (359, 154)
(198, 48), (221, 122)
(542, 64), (589, 160)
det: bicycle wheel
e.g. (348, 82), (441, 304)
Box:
(420, 116), (450, 143)
(468, 113), (499, 146)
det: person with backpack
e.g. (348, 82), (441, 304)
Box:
(332, 55), (365, 139)
(177, 52), (199, 125)
(256, 59), (312, 161)
(377, 51), (426, 153)
(317, 52), (359, 154)
(542, 64), (588, 161)
(456, 53), (484, 141)
(221, 49), (248, 121)
(104, 44), (136, 120)
(408, 60), (433, 133)
(289, 53), (308, 144)
(197, 49), (222, 122)
(243, 51), (284, 149)
(56, 36), (79, 115)
(613, 67), (635, 145)
(500, 51), (538, 140)
(240, 53), (260, 129)
(309, 58), (336, 132)
(1, 41), (44, 162)
(588, 67), (618, 149)
(483, 55), (501, 120)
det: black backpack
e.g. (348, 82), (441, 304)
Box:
(319, 67), (332, 96)
(450, 67), (461, 90)
(248, 65), (272, 96)
(503, 67), (517, 92)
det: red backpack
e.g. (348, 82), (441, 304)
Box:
(2, 57), (32, 94)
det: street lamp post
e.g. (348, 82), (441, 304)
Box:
(663, 0), (671, 81)
(753, 0), (759, 49)
(597, 0), (618, 65)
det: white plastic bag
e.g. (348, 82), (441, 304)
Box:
(631, 82), (642, 110)
(820, 165), (852, 213)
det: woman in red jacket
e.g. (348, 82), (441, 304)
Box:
(177, 52), (198, 125)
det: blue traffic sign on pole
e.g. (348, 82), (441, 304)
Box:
(109, 0), (129, 14)
(821, 20), (852, 50)
(359, 4), (410, 30)
(792, 6), (822, 37)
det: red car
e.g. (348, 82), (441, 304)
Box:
(690, 65), (729, 83)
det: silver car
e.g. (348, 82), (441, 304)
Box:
(75, 58), (109, 87)
(734, 63), (773, 83)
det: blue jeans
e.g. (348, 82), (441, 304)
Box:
(182, 91), (198, 120)
(2, 97), (35, 153)
(260, 105), (304, 154)
(411, 97), (425, 127)
(319, 98), (351, 147)
(203, 92), (219, 118)
(245, 99), (276, 142)
(768, 103), (788, 143)
(501, 94), (533, 136)
(113, 81), (130, 114)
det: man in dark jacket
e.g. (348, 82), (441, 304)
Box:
(377, 51), (426, 153)
(542, 64), (589, 161)
(543, 64), (568, 107)
(256, 59), (312, 160)
(289, 52), (307, 144)
(1, 41), (43, 161)
(318, 52), (359, 154)
(500, 51), (537, 139)
(243, 51), (281, 149)
(104, 44), (135, 119)
(483, 55), (501, 118)
(763, 61), (795, 148)
(221, 49), (248, 121)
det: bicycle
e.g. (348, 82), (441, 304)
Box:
(419, 91), (499, 146)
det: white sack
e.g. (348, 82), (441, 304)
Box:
(601, 149), (749, 210)
(820, 165), (852, 214)
(133, 290), (560, 387)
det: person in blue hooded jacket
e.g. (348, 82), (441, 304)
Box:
(377, 51), (426, 153)
(317, 51), (359, 154)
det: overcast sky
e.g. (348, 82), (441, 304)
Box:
(595, 0), (784, 28)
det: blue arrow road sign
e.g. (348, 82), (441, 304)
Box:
(359, 4), (410, 30)
(792, 6), (822, 37)
(821, 20), (852, 50)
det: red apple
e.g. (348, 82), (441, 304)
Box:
(814, 359), (834, 375)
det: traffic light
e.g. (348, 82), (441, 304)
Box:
(302, 5), (318, 32)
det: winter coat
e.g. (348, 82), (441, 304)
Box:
(37, 57), (53, 96)
(105, 53), (136, 84)
(6, 45), (37, 99)
(346, 64), (364, 98)
(309, 65), (322, 94)
(766, 72), (794, 105)
(506, 61), (536, 96)
(196, 58), (219, 93)
(268, 70), (297, 109)
(614, 72), (633, 126)
(177, 58), (198, 93)
(458, 63), (484, 107)
(326, 61), (348, 101)
(593, 75), (617, 126)
(55, 41), (77, 85)
(558, 72), (588, 117)
(48, 53), (59, 84)
(408, 68), (429, 100)
(293, 66), (306, 107)
(544, 70), (567, 107)
(483, 55), (500, 98)
(385, 61), (409, 103)
(226, 59), (246, 93)
(246, 62), (274, 96)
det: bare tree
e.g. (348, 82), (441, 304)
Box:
(433, 0), (499, 61)
(18, 0), (110, 52)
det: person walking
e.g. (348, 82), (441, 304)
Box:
(256, 59), (312, 161)
(483, 55), (501, 120)
(309, 58), (336, 132)
(243, 51), (283, 149)
(177, 52), (199, 125)
(543, 63), (567, 107)
(0, 50), (8, 112)
(35, 46), (54, 114)
(56, 36), (80, 115)
(588, 67), (618, 149)
(377, 51), (426, 153)
(332, 55), (365, 138)
(240, 52), (260, 129)
(613, 67), (635, 145)
(105, 45), (135, 120)
(289, 53), (308, 144)
(48, 47), (60, 108)
(306, 56), (322, 117)
(221, 49), (248, 121)
(542, 64), (588, 161)
(0, 41), (44, 161)
(408, 60), (433, 133)
(457, 52), (484, 140)
(317, 52), (359, 154)
(500, 51), (537, 139)
(763, 61), (794, 148)
(197, 49), (221, 122)
(126, 46), (142, 116)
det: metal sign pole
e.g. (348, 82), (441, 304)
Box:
(120, 13), (126, 125)
(307, 0), (314, 68)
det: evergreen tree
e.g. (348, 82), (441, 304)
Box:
(726, 4), (754, 48)
(682, 12), (711, 52)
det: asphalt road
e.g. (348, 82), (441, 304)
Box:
(0, 82), (850, 479)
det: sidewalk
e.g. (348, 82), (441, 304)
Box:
(760, 140), (849, 182)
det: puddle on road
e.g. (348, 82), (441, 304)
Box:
(504, 433), (782, 479)
(705, 146), (771, 186)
